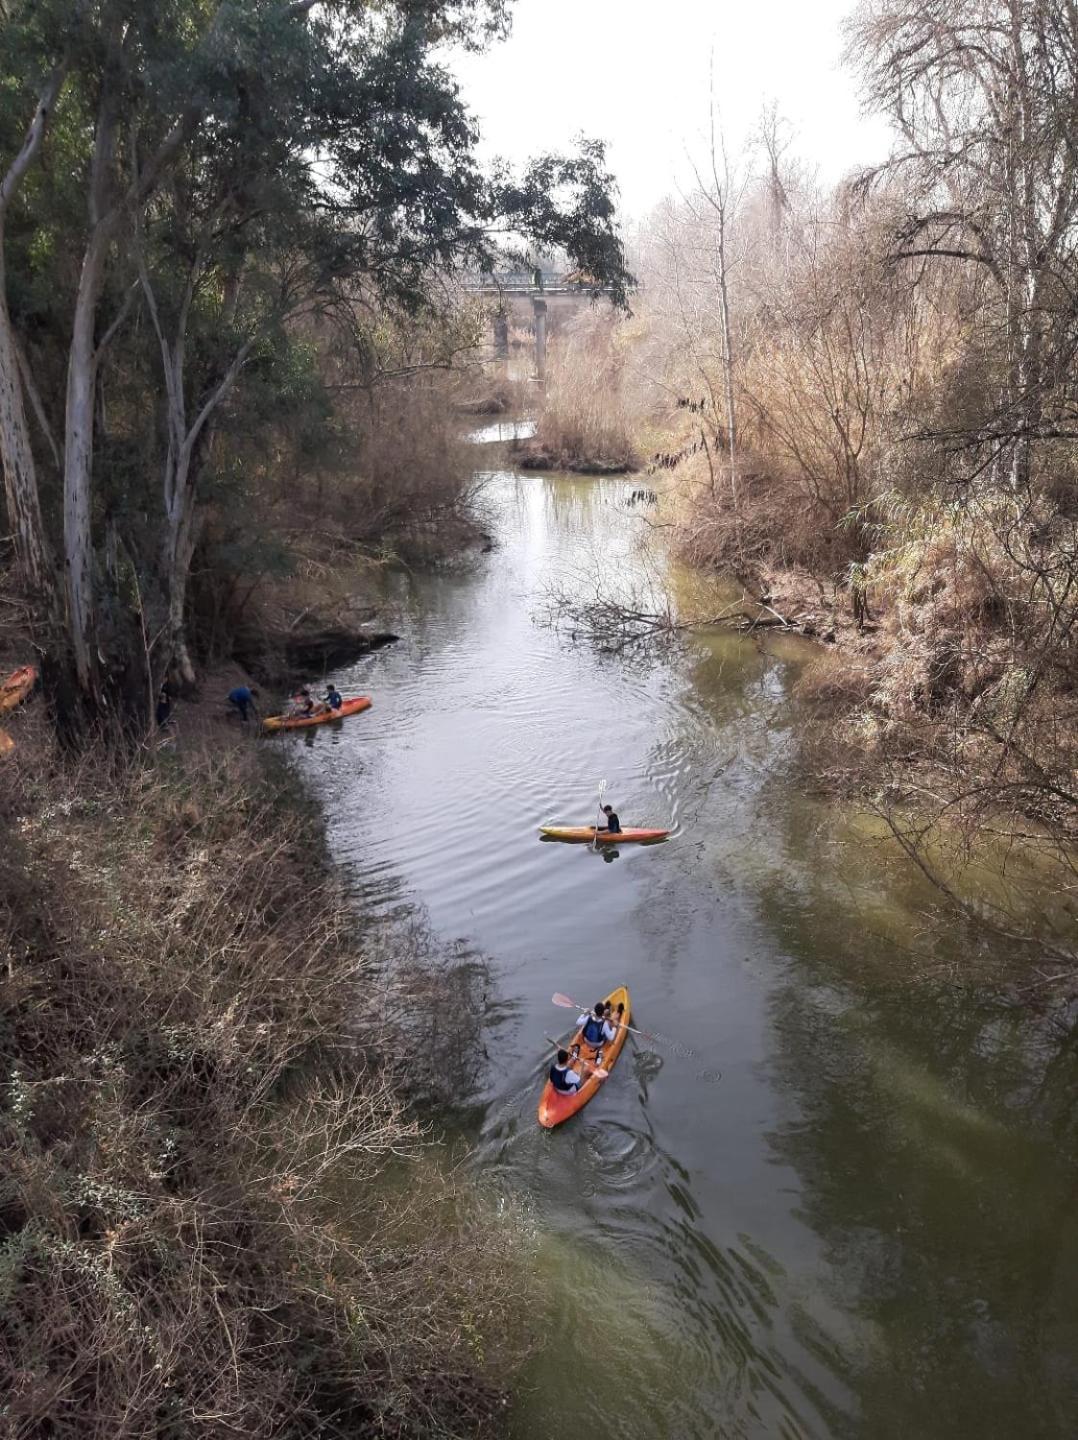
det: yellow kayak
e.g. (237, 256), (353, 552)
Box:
(539, 825), (669, 844)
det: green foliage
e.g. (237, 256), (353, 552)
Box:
(0, 0), (630, 715)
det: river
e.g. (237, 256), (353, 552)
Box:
(293, 464), (1078, 1440)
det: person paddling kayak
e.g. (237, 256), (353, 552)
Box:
(288, 686), (317, 718)
(598, 803), (621, 834)
(575, 1000), (617, 1065)
(604, 1000), (627, 1033)
(549, 1048), (583, 1095)
(323, 683), (343, 711)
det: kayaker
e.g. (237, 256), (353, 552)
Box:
(227, 684), (259, 723)
(289, 686), (316, 718)
(549, 1049), (583, 1095)
(604, 1000), (627, 1034)
(323, 683), (343, 711)
(599, 803), (622, 834)
(577, 1001), (617, 1052)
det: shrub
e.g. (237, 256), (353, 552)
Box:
(0, 739), (527, 1437)
(533, 313), (637, 471)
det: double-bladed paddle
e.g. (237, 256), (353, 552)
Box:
(590, 778), (607, 850)
(551, 992), (657, 1046)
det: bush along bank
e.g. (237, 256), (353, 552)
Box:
(0, 733), (528, 1437)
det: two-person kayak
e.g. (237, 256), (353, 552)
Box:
(539, 825), (670, 844)
(538, 985), (631, 1128)
(262, 695), (372, 733)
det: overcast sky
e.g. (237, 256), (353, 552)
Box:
(452, 0), (895, 219)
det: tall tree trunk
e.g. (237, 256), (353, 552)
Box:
(165, 458), (200, 689)
(0, 65), (68, 610)
(0, 240), (54, 600)
(63, 224), (111, 697)
(63, 95), (118, 699)
(715, 211), (739, 518)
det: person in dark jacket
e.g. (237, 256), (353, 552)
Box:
(155, 682), (173, 728)
(227, 685), (259, 722)
(599, 803), (622, 834)
(549, 1049), (583, 1095)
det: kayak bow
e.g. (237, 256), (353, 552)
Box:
(0, 665), (37, 715)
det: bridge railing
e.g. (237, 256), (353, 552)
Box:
(459, 271), (617, 294)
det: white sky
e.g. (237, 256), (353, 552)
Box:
(452, 0), (895, 220)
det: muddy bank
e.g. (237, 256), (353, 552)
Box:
(233, 619), (399, 688)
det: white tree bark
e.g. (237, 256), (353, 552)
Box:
(0, 247), (53, 597)
(0, 66), (67, 604)
(137, 214), (254, 686)
(63, 99), (118, 695)
(689, 90), (742, 533)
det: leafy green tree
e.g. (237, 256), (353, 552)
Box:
(0, 0), (629, 725)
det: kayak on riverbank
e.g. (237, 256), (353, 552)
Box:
(538, 985), (631, 1128)
(539, 825), (670, 844)
(0, 665), (37, 714)
(262, 696), (372, 733)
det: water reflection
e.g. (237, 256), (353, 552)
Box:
(764, 963), (1078, 1438)
(468, 418), (538, 443)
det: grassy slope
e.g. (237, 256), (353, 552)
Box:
(0, 722), (525, 1438)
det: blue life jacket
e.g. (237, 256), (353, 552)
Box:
(582, 1015), (607, 1047)
(549, 1063), (578, 1093)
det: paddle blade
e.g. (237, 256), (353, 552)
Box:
(551, 993), (575, 1008)
(591, 1066), (609, 1080)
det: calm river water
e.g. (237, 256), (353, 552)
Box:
(295, 465), (1078, 1440)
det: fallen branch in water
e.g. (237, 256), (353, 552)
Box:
(540, 578), (810, 653)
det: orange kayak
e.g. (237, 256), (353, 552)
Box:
(539, 825), (669, 844)
(538, 985), (630, 1128)
(262, 695), (371, 733)
(0, 665), (37, 715)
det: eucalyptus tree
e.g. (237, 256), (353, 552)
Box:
(0, 0), (629, 723)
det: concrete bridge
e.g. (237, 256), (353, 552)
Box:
(463, 268), (623, 381)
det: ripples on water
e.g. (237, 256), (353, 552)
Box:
(294, 470), (1078, 1440)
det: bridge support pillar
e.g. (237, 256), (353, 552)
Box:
(493, 308), (509, 366)
(532, 296), (548, 382)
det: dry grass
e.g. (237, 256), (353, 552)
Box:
(0, 736), (528, 1437)
(533, 313), (637, 471)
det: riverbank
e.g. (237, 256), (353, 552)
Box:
(669, 500), (1078, 976)
(0, 709), (528, 1434)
